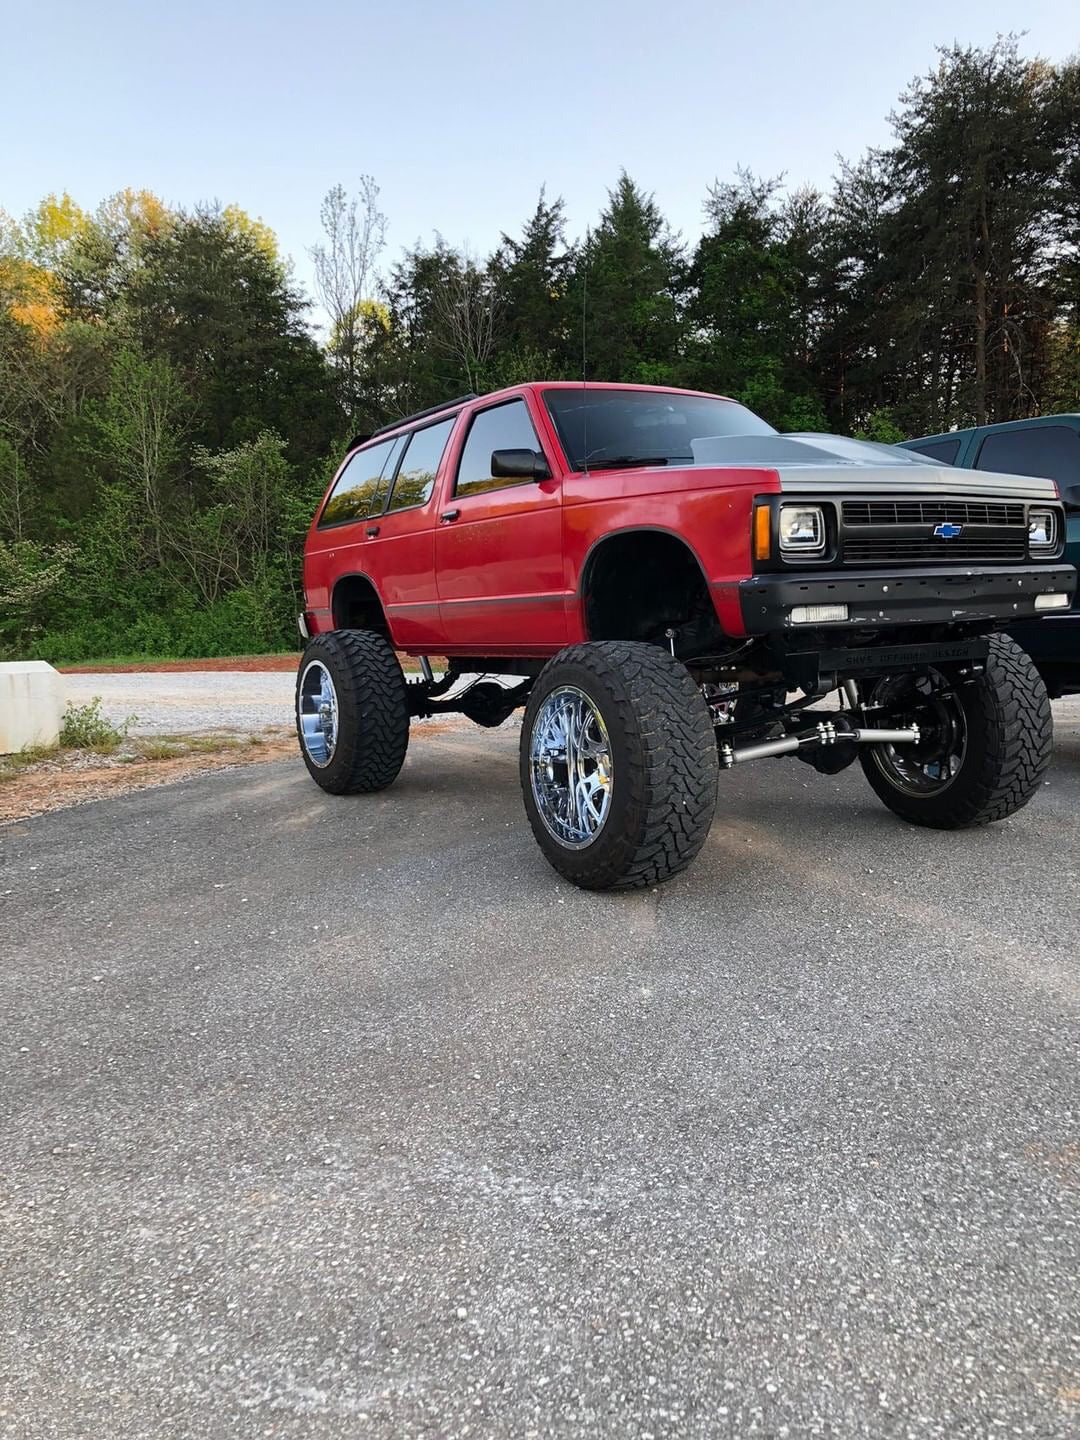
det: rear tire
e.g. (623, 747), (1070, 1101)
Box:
(859, 633), (1052, 829)
(520, 642), (718, 890)
(296, 630), (409, 794)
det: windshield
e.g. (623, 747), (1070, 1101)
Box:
(543, 388), (776, 471)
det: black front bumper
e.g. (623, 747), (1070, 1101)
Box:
(738, 565), (1076, 634)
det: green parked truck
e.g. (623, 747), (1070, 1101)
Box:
(899, 415), (1080, 696)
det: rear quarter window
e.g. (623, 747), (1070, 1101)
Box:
(320, 435), (404, 527)
(974, 425), (1080, 485)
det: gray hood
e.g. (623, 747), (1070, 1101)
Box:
(689, 432), (1058, 501)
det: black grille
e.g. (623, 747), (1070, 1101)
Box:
(840, 495), (1028, 567)
(844, 537), (1028, 564)
(843, 499), (1025, 527)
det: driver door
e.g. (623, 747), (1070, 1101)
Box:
(435, 397), (566, 651)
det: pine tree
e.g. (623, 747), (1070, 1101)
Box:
(569, 172), (683, 385)
(683, 172), (827, 428)
(887, 39), (1064, 426)
(490, 189), (574, 375)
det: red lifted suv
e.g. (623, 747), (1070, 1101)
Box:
(298, 383), (1074, 890)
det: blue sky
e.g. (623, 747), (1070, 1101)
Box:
(4, 0), (1077, 327)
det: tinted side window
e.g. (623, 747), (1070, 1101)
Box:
(320, 436), (402, 527)
(386, 417), (456, 513)
(909, 438), (961, 465)
(975, 425), (1080, 485)
(365, 433), (407, 516)
(455, 400), (542, 497)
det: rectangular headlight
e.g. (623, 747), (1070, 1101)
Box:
(1028, 508), (1058, 555)
(779, 504), (826, 554)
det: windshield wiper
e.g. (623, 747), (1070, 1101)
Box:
(582, 453), (692, 470)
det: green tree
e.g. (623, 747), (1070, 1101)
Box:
(84, 348), (189, 566)
(1046, 56), (1080, 411)
(373, 239), (490, 418)
(0, 434), (32, 541)
(51, 189), (172, 323)
(490, 189), (575, 377)
(683, 172), (827, 428)
(569, 172), (684, 384)
(126, 207), (340, 461)
(174, 432), (294, 618)
(0, 538), (75, 651)
(886, 39), (1066, 427)
(814, 153), (896, 433)
(311, 180), (387, 419)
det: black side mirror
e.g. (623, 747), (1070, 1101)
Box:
(1060, 482), (1080, 511)
(490, 448), (551, 481)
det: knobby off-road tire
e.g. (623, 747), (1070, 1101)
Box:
(296, 630), (409, 794)
(859, 633), (1052, 829)
(520, 641), (719, 890)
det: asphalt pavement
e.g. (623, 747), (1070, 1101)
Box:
(2, 711), (1078, 1438)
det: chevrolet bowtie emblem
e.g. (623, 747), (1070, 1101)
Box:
(933, 522), (963, 539)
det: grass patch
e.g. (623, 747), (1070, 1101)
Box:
(60, 698), (135, 752)
(133, 738), (186, 761)
(55, 652), (189, 669)
(126, 734), (251, 762)
(175, 735), (245, 755)
(0, 726), (294, 822)
(0, 744), (58, 783)
(1, 730), (273, 785)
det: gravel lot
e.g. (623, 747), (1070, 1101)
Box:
(56, 668), (1080, 746)
(63, 671), (298, 736)
(3, 676), (1078, 1438)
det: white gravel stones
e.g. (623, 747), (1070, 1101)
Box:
(62, 671), (296, 737)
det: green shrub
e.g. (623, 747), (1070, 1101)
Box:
(59, 698), (133, 752)
(31, 573), (302, 664)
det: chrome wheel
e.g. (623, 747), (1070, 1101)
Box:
(297, 659), (339, 768)
(869, 670), (967, 795)
(529, 685), (613, 849)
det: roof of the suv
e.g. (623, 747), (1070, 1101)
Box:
(901, 413), (1080, 449)
(347, 383), (742, 453)
(528, 381), (736, 401)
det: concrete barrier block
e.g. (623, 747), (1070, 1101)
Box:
(0, 661), (65, 754)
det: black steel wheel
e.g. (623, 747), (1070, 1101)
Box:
(858, 633), (1052, 828)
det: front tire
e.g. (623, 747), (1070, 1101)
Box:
(520, 642), (718, 890)
(858, 633), (1052, 829)
(296, 630), (409, 794)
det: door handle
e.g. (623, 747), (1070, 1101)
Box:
(366, 524), (380, 538)
(440, 509), (460, 523)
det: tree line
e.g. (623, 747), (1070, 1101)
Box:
(1, 37), (1077, 662)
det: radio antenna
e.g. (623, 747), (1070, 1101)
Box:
(581, 227), (589, 474)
